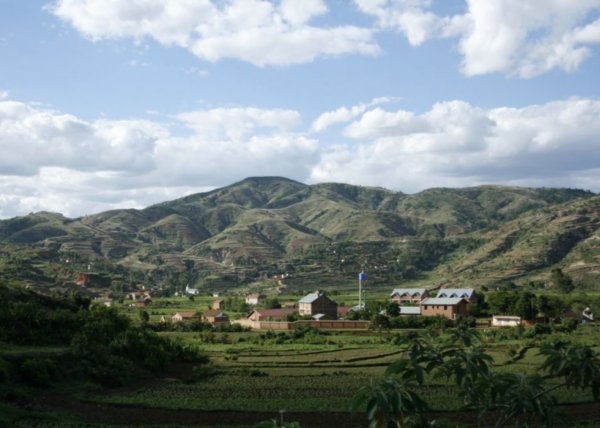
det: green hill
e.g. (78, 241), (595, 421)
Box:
(0, 177), (597, 294)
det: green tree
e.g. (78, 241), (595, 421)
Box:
(551, 268), (574, 293)
(353, 329), (600, 428)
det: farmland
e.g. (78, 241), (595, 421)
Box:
(61, 323), (600, 427)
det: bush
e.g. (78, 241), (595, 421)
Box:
(0, 358), (11, 383)
(19, 358), (57, 386)
(556, 317), (578, 333)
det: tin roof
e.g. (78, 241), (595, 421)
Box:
(390, 288), (427, 297)
(421, 297), (466, 306)
(299, 291), (321, 303)
(399, 306), (421, 315)
(436, 288), (475, 299)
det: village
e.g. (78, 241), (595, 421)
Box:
(124, 286), (577, 331)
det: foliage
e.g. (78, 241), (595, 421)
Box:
(551, 268), (575, 294)
(354, 326), (600, 427)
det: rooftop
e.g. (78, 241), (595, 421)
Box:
(421, 297), (466, 306)
(436, 288), (475, 298)
(390, 288), (428, 297)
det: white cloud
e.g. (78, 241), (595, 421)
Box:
(354, 0), (600, 77)
(49, 0), (380, 66)
(0, 90), (8, 100)
(176, 107), (302, 141)
(0, 97), (599, 218)
(311, 98), (600, 191)
(311, 97), (393, 132)
(0, 100), (318, 217)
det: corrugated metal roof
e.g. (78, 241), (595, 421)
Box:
(436, 288), (475, 299)
(299, 292), (321, 303)
(421, 297), (465, 306)
(390, 288), (427, 297)
(399, 306), (421, 315)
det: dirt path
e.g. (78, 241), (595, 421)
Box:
(41, 395), (368, 427)
(40, 395), (600, 428)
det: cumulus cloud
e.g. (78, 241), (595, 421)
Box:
(48, 0), (380, 66)
(0, 100), (319, 217)
(0, 97), (599, 217)
(311, 97), (393, 132)
(310, 98), (600, 191)
(176, 107), (302, 141)
(354, 0), (600, 77)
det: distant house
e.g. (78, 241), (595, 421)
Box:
(582, 307), (594, 323)
(299, 291), (338, 319)
(390, 288), (429, 304)
(245, 293), (266, 305)
(247, 308), (296, 322)
(212, 299), (225, 310)
(435, 288), (478, 303)
(338, 305), (365, 318)
(202, 310), (230, 326)
(185, 285), (200, 296)
(171, 311), (197, 322)
(126, 291), (151, 301)
(136, 296), (152, 308)
(74, 272), (111, 288)
(420, 297), (468, 320)
(491, 315), (521, 327)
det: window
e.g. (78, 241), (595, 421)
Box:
(444, 305), (447, 310)
(424, 305), (428, 310)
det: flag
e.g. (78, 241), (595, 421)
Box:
(358, 271), (366, 281)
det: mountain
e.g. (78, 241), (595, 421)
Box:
(0, 177), (598, 294)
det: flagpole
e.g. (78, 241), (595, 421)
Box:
(358, 275), (362, 309)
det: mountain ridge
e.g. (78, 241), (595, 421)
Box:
(0, 177), (597, 293)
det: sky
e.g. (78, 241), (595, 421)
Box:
(0, 0), (599, 218)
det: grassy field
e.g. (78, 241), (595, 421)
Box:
(77, 324), (600, 422)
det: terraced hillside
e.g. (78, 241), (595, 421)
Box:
(0, 177), (598, 293)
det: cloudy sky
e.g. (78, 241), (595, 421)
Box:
(0, 0), (599, 218)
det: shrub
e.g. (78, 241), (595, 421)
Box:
(19, 358), (57, 386)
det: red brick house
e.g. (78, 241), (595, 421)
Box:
(420, 297), (468, 320)
(202, 310), (230, 326)
(171, 311), (197, 322)
(389, 288), (429, 304)
(247, 308), (296, 322)
(298, 291), (338, 320)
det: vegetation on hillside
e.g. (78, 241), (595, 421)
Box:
(0, 177), (597, 296)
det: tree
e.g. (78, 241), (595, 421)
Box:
(139, 310), (150, 325)
(353, 329), (600, 428)
(386, 302), (400, 317)
(551, 268), (574, 294)
(514, 292), (536, 321)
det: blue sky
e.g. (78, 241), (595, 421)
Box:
(0, 0), (599, 217)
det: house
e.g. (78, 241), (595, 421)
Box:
(171, 311), (197, 322)
(491, 315), (521, 327)
(126, 291), (151, 301)
(136, 296), (152, 308)
(202, 310), (230, 326)
(247, 308), (296, 322)
(74, 272), (111, 288)
(420, 297), (468, 320)
(390, 288), (429, 304)
(245, 293), (266, 305)
(185, 285), (200, 296)
(298, 291), (338, 319)
(212, 299), (225, 310)
(435, 288), (478, 303)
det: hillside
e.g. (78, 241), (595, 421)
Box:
(0, 177), (597, 294)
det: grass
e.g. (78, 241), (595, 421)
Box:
(70, 322), (600, 423)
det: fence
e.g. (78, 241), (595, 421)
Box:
(232, 319), (370, 331)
